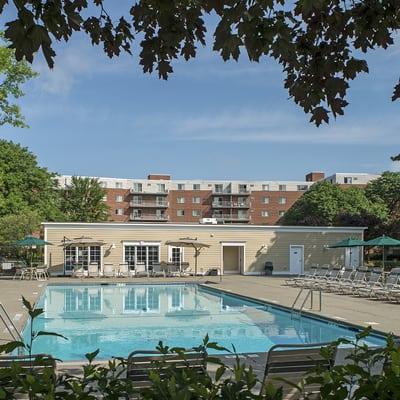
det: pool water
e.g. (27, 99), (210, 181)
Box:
(23, 284), (386, 361)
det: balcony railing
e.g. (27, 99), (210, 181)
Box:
(130, 214), (169, 221)
(212, 213), (250, 221)
(130, 201), (169, 208)
(211, 190), (250, 195)
(129, 188), (169, 195)
(212, 201), (249, 208)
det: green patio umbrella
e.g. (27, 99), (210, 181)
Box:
(364, 235), (400, 268)
(12, 235), (53, 267)
(328, 238), (366, 248)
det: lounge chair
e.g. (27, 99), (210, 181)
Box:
(308, 267), (342, 290)
(284, 265), (319, 286)
(337, 268), (368, 294)
(296, 266), (331, 288)
(325, 268), (354, 292)
(354, 269), (383, 297)
(373, 268), (400, 300)
(134, 262), (149, 278)
(72, 265), (85, 278)
(126, 349), (207, 391)
(180, 262), (191, 276)
(0, 354), (56, 379)
(103, 263), (115, 278)
(151, 262), (165, 277)
(259, 342), (337, 398)
(168, 264), (181, 277)
(13, 267), (30, 280)
(118, 263), (129, 278)
(34, 266), (48, 281)
(88, 262), (100, 278)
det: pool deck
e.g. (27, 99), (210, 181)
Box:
(0, 275), (399, 341)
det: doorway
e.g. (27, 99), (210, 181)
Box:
(221, 243), (245, 274)
(345, 247), (360, 268)
(289, 245), (304, 275)
(168, 246), (184, 267)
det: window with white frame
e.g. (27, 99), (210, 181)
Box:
(115, 182), (123, 189)
(279, 184), (287, 191)
(297, 185), (308, 191)
(132, 195), (142, 205)
(157, 183), (166, 193)
(192, 210), (201, 217)
(177, 197), (185, 204)
(278, 197), (287, 204)
(193, 184), (200, 190)
(100, 181), (107, 188)
(262, 196), (270, 204)
(214, 184), (223, 193)
(115, 195), (123, 202)
(133, 183), (142, 192)
(262, 184), (270, 191)
(177, 183), (185, 190)
(177, 210), (185, 216)
(115, 208), (123, 215)
(261, 210), (269, 217)
(344, 177), (353, 184)
(192, 196), (201, 204)
(238, 184), (248, 193)
(124, 244), (160, 271)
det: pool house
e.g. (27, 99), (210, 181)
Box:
(42, 222), (365, 276)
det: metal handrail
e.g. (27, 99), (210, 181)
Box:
(0, 303), (23, 342)
(291, 288), (322, 315)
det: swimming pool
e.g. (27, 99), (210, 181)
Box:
(23, 284), (386, 361)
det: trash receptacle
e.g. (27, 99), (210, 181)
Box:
(264, 261), (273, 276)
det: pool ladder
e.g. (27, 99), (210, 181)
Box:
(0, 302), (23, 343)
(291, 288), (322, 317)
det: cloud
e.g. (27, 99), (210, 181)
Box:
(32, 40), (135, 95)
(130, 107), (400, 145)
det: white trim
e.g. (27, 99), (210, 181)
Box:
(220, 242), (246, 275)
(41, 221), (366, 233)
(168, 246), (184, 264)
(122, 241), (162, 246)
(289, 245), (304, 275)
(44, 227), (48, 266)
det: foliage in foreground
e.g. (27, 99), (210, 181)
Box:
(0, 299), (399, 399)
(2, 1), (400, 126)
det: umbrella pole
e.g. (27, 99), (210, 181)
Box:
(382, 246), (385, 270)
(194, 246), (197, 277)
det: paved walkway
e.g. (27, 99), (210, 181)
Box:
(0, 275), (398, 345)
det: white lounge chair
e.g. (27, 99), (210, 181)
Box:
(134, 262), (149, 278)
(151, 262), (165, 277)
(88, 262), (100, 278)
(118, 263), (129, 278)
(103, 263), (115, 278)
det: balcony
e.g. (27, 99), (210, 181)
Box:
(129, 214), (169, 221)
(212, 213), (250, 222)
(211, 190), (250, 195)
(212, 201), (249, 208)
(130, 201), (169, 208)
(129, 188), (169, 195)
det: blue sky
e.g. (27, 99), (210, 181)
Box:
(1, 14), (400, 181)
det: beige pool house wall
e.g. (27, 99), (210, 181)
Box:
(43, 222), (365, 276)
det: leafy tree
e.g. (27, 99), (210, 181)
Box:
(281, 181), (388, 232)
(365, 172), (400, 218)
(391, 154), (400, 161)
(1, 1), (400, 126)
(0, 32), (37, 128)
(0, 140), (62, 220)
(0, 210), (41, 245)
(60, 176), (109, 222)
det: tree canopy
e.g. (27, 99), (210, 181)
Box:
(281, 181), (389, 237)
(60, 176), (109, 222)
(0, 32), (37, 127)
(1, 1), (400, 126)
(0, 140), (62, 221)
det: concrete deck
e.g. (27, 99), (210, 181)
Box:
(0, 275), (398, 345)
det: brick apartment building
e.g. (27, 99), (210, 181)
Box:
(57, 172), (380, 225)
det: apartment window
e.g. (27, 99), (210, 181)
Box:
(237, 196), (247, 206)
(99, 181), (107, 188)
(177, 183), (185, 190)
(133, 183), (142, 192)
(192, 196), (201, 204)
(132, 209), (142, 219)
(115, 208), (123, 216)
(193, 184), (200, 190)
(157, 183), (166, 193)
(279, 210), (286, 217)
(156, 196), (165, 206)
(132, 195), (142, 205)
(115, 182), (123, 189)
(115, 195), (123, 202)
(214, 184), (223, 193)
(102, 195), (107, 201)
(278, 197), (287, 205)
(261, 210), (269, 217)
(177, 197), (185, 204)
(238, 184), (248, 193)
(344, 177), (353, 184)
(177, 210), (185, 217)
(262, 184), (270, 191)
(297, 185), (308, 191)
(156, 209), (166, 219)
(279, 184), (287, 191)
(192, 210), (201, 217)
(262, 196), (270, 204)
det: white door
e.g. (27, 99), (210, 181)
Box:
(345, 247), (360, 268)
(290, 246), (304, 275)
(168, 246), (183, 267)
